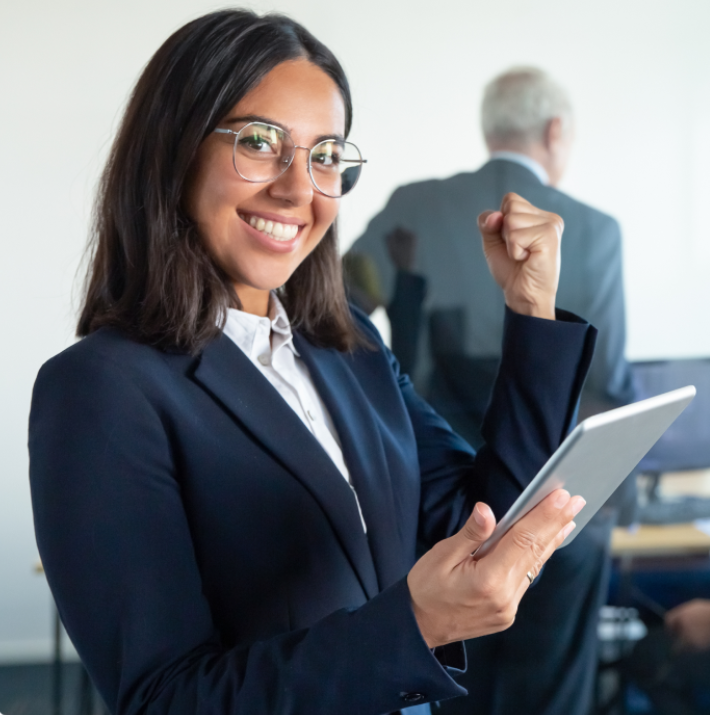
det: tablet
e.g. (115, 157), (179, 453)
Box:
(475, 385), (696, 558)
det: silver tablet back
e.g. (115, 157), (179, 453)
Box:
(476, 385), (696, 558)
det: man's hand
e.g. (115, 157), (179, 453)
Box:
(479, 193), (563, 320)
(666, 599), (710, 651)
(407, 490), (585, 648)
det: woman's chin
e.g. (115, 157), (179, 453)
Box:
(231, 270), (293, 301)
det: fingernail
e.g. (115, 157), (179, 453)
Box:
(473, 502), (489, 526)
(571, 497), (586, 517)
(553, 490), (571, 509)
(561, 522), (576, 540)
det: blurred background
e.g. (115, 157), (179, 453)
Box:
(1, 0), (708, 704)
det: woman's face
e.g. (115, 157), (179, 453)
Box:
(186, 59), (346, 316)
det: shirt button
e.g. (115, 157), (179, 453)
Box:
(400, 693), (426, 704)
(257, 354), (270, 366)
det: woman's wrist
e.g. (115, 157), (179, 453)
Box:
(505, 296), (556, 321)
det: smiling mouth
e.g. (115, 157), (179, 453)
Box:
(238, 212), (300, 241)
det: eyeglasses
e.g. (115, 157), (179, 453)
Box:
(213, 121), (367, 198)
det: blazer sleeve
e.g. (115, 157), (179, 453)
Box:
(28, 346), (466, 715)
(353, 306), (597, 546)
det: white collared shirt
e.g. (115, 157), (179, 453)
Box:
(489, 151), (550, 185)
(222, 293), (366, 530)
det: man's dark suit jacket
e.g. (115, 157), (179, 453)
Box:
(29, 307), (594, 715)
(348, 159), (634, 438)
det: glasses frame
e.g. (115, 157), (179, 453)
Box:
(213, 122), (367, 198)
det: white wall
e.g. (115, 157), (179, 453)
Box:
(1, 0), (708, 661)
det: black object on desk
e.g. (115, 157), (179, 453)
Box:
(633, 358), (710, 475)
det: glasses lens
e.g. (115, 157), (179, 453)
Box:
(233, 122), (294, 182)
(309, 140), (363, 197)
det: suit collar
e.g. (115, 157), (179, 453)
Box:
(222, 293), (298, 361)
(192, 332), (380, 599)
(487, 152), (549, 185)
(294, 334), (408, 590)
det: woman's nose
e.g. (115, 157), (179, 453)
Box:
(268, 147), (314, 205)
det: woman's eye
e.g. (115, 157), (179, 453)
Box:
(240, 136), (275, 153)
(312, 150), (341, 168)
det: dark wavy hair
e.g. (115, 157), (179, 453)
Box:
(78, 9), (363, 353)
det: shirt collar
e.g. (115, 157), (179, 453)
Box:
(268, 293), (298, 355)
(489, 151), (550, 186)
(222, 292), (299, 359)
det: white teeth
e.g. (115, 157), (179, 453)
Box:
(240, 213), (299, 241)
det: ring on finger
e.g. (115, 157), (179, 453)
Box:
(526, 571), (535, 586)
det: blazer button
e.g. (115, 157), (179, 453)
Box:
(400, 692), (426, 704)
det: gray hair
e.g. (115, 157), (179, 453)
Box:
(481, 67), (572, 147)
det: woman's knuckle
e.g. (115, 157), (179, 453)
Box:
(502, 608), (517, 629)
(493, 604), (517, 630)
(511, 529), (536, 551)
(492, 591), (511, 613)
(478, 575), (498, 601)
(512, 529), (547, 563)
(461, 523), (481, 542)
(491, 614), (507, 630)
(553, 215), (564, 237)
(531, 540), (546, 560)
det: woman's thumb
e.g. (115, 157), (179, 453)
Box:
(443, 503), (496, 566)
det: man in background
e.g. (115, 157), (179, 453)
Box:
(346, 68), (634, 715)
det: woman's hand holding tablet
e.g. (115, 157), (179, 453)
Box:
(407, 489), (585, 648)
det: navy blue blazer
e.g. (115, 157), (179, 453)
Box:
(29, 307), (595, 715)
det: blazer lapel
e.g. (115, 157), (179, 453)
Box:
(294, 334), (408, 591)
(192, 334), (379, 599)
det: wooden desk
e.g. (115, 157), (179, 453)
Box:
(612, 523), (710, 559)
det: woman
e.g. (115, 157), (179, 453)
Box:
(29, 10), (591, 715)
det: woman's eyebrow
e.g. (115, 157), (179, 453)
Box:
(313, 132), (346, 144)
(222, 114), (345, 143)
(223, 113), (287, 129)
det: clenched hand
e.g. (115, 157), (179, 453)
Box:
(479, 193), (563, 320)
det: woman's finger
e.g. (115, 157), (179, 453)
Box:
(489, 490), (585, 580)
(500, 191), (531, 214)
(510, 519), (577, 605)
(502, 210), (563, 235)
(503, 222), (562, 260)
